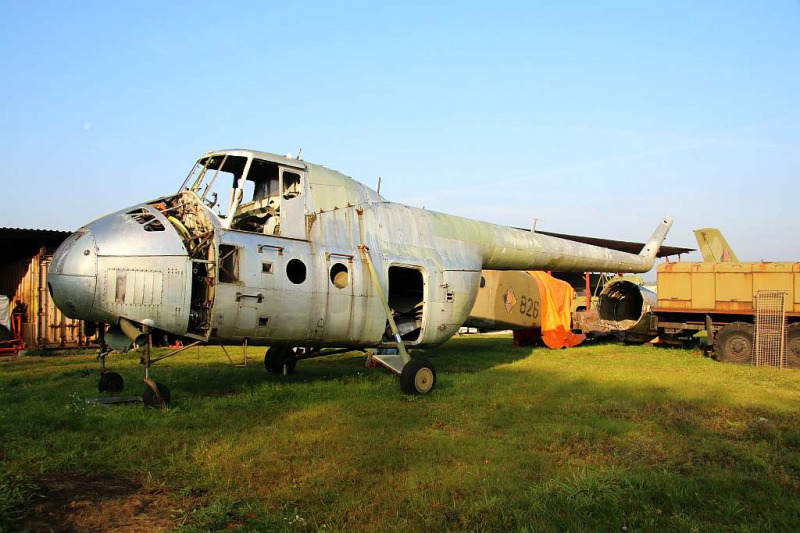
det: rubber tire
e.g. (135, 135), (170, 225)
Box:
(399, 358), (436, 395)
(786, 323), (800, 368)
(98, 372), (124, 393)
(264, 347), (297, 374)
(142, 382), (171, 408)
(714, 322), (754, 364)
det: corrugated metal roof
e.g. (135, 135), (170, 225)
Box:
(0, 227), (72, 236)
(0, 227), (72, 262)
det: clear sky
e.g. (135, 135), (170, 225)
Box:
(1, 1), (798, 265)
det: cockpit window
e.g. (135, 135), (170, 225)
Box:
(183, 154), (303, 235)
(231, 159), (282, 234)
(185, 155), (248, 219)
(283, 172), (301, 199)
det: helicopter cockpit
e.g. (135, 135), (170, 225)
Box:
(182, 151), (306, 236)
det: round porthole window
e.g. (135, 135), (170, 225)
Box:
(286, 259), (307, 284)
(330, 263), (349, 289)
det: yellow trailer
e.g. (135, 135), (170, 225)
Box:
(654, 262), (800, 366)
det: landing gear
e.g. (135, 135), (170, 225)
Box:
(714, 322), (754, 364)
(399, 358), (436, 394)
(140, 329), (170, 408)
(96, 323), (125, 392)
(98, 372), (124, 393)
(264, 346), (299, 375)
(358, 246), (437, 395)
(142, 382), (171, 408)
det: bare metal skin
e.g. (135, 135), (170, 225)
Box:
(48, 149), (672, 395)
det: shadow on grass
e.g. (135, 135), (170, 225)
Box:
(2, 337), (799, 531)
(59, 336), (536, 399)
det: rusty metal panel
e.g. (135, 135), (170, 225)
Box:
(715, 263), (752, 304)
(714, 300), (752, 312)
(753, 273), (793, 298)
(656, 261), (800, 317)
(663, 263), (695, 273)
(690, 266), (715, 309)
(715, 263), (751, 273)
(657, 270), (692, 305)
(794, 264), (800, 308)
(752, 263), (794, 312)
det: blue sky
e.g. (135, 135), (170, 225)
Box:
(1, 1), (798, 264)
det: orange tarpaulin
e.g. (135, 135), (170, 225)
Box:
(528, 271), (586, 349)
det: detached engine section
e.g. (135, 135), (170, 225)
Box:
(576, 280), (658, 343)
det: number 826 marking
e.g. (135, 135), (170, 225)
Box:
(519, 295), (539, 319)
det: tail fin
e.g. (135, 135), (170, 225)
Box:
(639, 216), (674, 261)
(693, 228), (738, 262)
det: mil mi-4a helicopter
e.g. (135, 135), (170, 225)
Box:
(48, 149), (673, 406)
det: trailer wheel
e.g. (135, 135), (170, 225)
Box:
(786, 323), (800, 368)
(714, 322), (754, 364)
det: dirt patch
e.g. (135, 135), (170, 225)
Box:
(20, 472), (186, 533)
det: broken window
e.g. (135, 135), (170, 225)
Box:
(219, 245), (240, 283)
(186, 155), (249, 219)
(126, 208), (165, 232)
(283, 171), (301, 199)
(231, 159), (282, 234)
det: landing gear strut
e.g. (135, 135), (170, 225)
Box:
(360, 245), (437, 395)
(96, 324), (125, 393)
(140, 330), (170, 408)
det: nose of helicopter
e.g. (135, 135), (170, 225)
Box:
(48, 228), (98, 320)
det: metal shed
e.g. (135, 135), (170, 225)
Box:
(0, 227), (96, 349)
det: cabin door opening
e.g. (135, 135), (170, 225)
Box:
(387, 266), (424, 343)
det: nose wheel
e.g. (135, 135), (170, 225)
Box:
(98, 371), (124, 393)
(96, 325), (126, 393)
(142, 380), (171, 408)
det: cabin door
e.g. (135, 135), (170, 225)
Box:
(279, 167), (306, 239)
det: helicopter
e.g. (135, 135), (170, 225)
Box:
(47, 149), (673, 405)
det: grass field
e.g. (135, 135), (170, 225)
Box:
(1, 336), (799, 532)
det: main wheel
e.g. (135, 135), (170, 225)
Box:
(98, 371), (124, 393)
(714, 322), (754, 364)
(399, 358), (436, 395)
(142, 382), (171, 408)
(264, 347), (298, 374)
(786, 323), (800, 368)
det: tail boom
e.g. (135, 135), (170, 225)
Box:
(430, 213), (674, 274)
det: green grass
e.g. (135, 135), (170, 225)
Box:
(1, 336), (799, 532)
